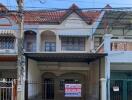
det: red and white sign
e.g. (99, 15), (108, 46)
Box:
(65, 84), (81, 97)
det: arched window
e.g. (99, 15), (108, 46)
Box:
(41, 31), (56, 52)
(24, 31), (36, 52)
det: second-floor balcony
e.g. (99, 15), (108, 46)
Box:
(111, 39), (132, 51)
(96, 34), (132, 53)
(24, 30), (90, 53)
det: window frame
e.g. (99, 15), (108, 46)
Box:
(45, 41), (56, 52)
(0, 36), (15, 49)
(61, 37), (85, 51)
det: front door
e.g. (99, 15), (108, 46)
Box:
(43, 78), (54, 100)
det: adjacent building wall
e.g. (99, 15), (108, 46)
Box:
(0, 62), (17, 78)
(88, 58), (105, 100)
(111, 63), (132, 70)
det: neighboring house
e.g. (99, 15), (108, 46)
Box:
(0, 3), (18, 100)
(95, 5), (132, 100)
(0, 3), (109, 100)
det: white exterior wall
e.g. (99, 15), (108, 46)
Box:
(28, 59), (41, 98)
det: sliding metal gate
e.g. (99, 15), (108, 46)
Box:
(110, 79), (132, 100)
(28, 80), (55, 100)
(0, 79), (17, 100)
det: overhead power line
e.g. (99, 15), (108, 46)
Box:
(3, 5), (132, 10)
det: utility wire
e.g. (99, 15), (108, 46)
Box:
(3, 5), (132, 10)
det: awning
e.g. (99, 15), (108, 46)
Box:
(0, 30), (16, 36)
(58, 30), (90, 37)
(24, 53), (107, 62)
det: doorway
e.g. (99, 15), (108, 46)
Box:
(43, 78), (54, 100)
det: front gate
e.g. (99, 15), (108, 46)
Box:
(110, 79), (132, 100)
(0, 79), (17, 100)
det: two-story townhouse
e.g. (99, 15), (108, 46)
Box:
(95, 5), (132, 100)
(23, 4), (108, 100)
(0, 3), (108, 100)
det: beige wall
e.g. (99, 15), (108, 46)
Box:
(0, 62), (17, 78)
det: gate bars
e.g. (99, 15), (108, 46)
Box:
(0, 79), (17, 100)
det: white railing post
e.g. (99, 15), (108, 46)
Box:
(103, 34), (113, 53)
(12, 81), (14, 100)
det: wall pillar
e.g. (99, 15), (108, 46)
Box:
(36, 33), (40, 52)
(90, 36), (94, 52)
(104, 34), (112, 100)
(56, 35), (61, 52)
(100, 78), (107, 100)
(103, 34), (113, 53)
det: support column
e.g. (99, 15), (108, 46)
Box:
(103, 34), (113, 53)
(36, 33), (40, 52)
(90, 35), (94, 52)
(104, 34), (112, 100)
(100, 78), (107, 100)
(56, 35), (61, 52)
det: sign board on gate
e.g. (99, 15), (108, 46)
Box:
(65, 84), (81, 97)
(113, 86), (119, 92)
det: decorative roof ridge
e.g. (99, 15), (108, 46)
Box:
(0, 3), (8, 12)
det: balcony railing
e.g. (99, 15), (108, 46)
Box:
(96, 36), (132, 53)
(0, 43), (17, 54)
(111, 39), (132, 51)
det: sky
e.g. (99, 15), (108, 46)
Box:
(1, 0), (132, 10)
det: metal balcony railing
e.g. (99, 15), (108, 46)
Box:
(111, 39), (132, 51)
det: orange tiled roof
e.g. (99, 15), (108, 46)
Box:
(24, 4), (101, 25)
(0, 3), (102, 25)
(24, 10), (66, 24)
(0, 3), (8, 12)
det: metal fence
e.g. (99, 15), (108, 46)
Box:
(28, 81), (54, 100)
(27, 79), (84, 100)
(110, 79), (132, 100)
(0, 79), (17, 100)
